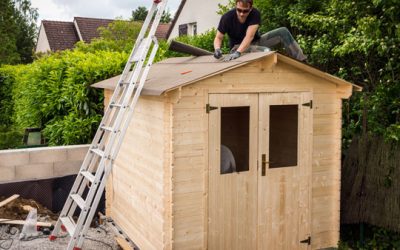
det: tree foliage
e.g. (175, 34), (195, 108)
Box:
(131, 6), (172, 23)
(218, 0), (400, 142)
(92, 19), (142, 52)
(132, 6), (148, 21)
(0, 0), (38, 65)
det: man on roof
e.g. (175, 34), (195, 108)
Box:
(214, 0), (307, 62)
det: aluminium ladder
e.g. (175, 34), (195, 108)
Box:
(49, 1), (168, 249)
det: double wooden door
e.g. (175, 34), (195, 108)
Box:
(208, 93), (312, 250)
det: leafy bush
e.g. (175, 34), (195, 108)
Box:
(82, 19), (142, 53)
(340, 224), (400, 250)
(42, 112), (101, 145)
(0, 125), (23, 150)
(6, 49), (128, 145)
(0, 65), (20, 126)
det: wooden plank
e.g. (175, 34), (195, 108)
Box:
(312, 157), (338, 173)
(115, 237), (133, 250)
(106, 96), (167, 250)
(208, 93), (258, 250)
(173, 144), (204, 158)
(258, 92), (312, 250)
(314, 114), (341, 136)
(162, 101), (173, 250)
(313, 93), (338, 104)
(173, 108), (204, 121)
(0, 194), (19, 207)
(173, 132), (204, 146)
(112, 209), (163, 250)
(199, 72), (337, 90)
(0, 219), (52, 227)
(312, 230), (340, 249)
(174, 95), (205, 109)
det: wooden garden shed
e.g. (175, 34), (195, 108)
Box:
(93, 51), (361, 250)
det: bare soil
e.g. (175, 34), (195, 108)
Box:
(0, 196), (58, 221)
(0, 196), (121, 249)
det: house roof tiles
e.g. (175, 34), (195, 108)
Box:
(155, 23), (171, 40)
(73, 17), (114, 43)
(42, 20), (80, 51)
(39, 17), (171, 52)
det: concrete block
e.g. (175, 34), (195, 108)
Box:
(29, 148), (67, 164)
(0, 151), (29, 167)
(15, 163), (54, 180)
(54, 160), (82, 176)
(67, 145), (89, 161)
(0, 165), (16, 183)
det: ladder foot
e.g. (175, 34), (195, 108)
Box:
(49, 235), (57, 241)
(154, 0), (161, 3)
(73, 247), (82, 250)
(61, 225), (66, 232)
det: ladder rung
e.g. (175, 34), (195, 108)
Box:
(110, 103), (123, 108)
(81, 171), (95, 183)
(90, 148), (105, 158)
(60, 216), (75, 236)
(119, 81), (129, 86)
(71, 194), (86, 210)
(100, 126), (114, 133)
(132, 38), (149, 62)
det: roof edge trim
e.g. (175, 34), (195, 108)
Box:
(277, 54), (363, 92)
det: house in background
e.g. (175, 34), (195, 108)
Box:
(36, 17), (171, 53)
(167, 0), (229, 40)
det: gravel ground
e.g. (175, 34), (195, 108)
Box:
(0, 224), (121, 250)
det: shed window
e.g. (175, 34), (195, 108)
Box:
(269, 105), (298, 168)
(220, 106), (250, 174)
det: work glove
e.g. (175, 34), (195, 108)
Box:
(222, 51), (241, 62)
(214, 48), (222, 59)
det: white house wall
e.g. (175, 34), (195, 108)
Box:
(35, 24), (51, 53)
(168, 0), (229, 40)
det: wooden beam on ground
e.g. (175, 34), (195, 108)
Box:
(115, 237), (134, 250)
(0, 194), (20, 207)
(0, 219), (52, 227)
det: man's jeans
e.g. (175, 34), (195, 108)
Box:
(233, 27), (307, 61)
(257, 27), (307, 61)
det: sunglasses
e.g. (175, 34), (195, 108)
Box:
(236, 8), (251, 14)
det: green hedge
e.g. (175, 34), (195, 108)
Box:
(0, 28), (229, 148)
(0, 65), (19, 127)
(1, 49), (128, 146)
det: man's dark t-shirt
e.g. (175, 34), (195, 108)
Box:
(217, 8), (261, 49)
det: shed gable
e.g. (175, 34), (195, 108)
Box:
(92, 52), (361, 97)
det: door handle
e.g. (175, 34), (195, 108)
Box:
(261, 154), (268, 176)
(300, 236), (311, 245)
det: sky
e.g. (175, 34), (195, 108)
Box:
(31, 0), (181, 23)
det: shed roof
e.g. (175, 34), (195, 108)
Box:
(92, 52), (362, 96)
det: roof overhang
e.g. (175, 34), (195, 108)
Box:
(92, 52), (362, 97)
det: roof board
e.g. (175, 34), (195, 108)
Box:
(92, 52), (362, 95)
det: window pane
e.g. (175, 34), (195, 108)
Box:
(178, 24), (188, 36)
(269, 105), (298, 168)
(220, 106), (250, 174)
